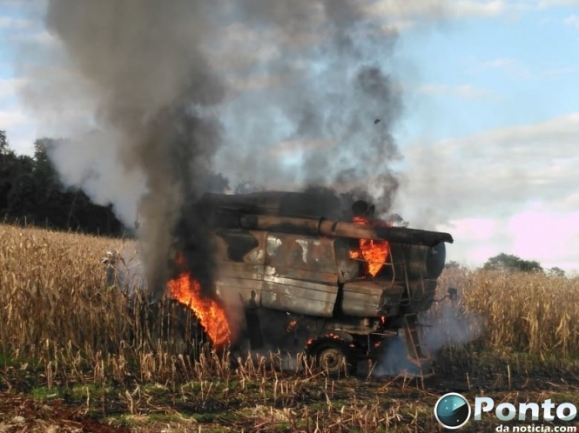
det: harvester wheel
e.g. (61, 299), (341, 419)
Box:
(312, 341), (357, 376)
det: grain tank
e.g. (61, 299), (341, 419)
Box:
(190, 191), (454, 376)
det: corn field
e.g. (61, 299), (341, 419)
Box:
(2, 223), (579, 369)
(1, 223), (578, 432)
(437, 266), (579, 358)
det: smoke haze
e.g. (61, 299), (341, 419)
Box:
(373, 301), (484, 377)
(214, 0), (403, 214)
(18, 0), (405, 299)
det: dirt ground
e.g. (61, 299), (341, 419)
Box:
(1, 367), (578, 433)
(0, 392), (130, 433)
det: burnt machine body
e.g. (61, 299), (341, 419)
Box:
(187, 191), (454, 375)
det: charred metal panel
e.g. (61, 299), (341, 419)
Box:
(341, 281), (404, 318)
(215, 230), (259, 262)
(406, 279), (438, 313)
(213, 230), (267, 264)
(216, 276), (263, 290)
(334, 238), (360, 283)
(236, 213), (454, 246)
(217, 262), (264, 280)
(402, 243), (446, 279)
(266, 234), (337, 272)
(320, 317), (381, 336)
(386, 243), (446, 281)
(265, 266), (337, 284)
(261, 275), (338, 318)
(213, 230), (267, 307)
(215, 276), (263, 307)
(216, 262), (264, 307)
(265, 233), (340, 285)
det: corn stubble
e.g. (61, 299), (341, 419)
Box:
(1, 223), (578, 432)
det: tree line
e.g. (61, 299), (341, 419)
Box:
(0, 131), (124, 236)
(446, 253), (567, 277)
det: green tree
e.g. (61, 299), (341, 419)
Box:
(0, 130), (20, 214)
(7, 172), (37, 220)
(0, 130), (10, 155)
(0, 132), (124, 236)
(548, 267), (566, 278)
(483, 253), (543, 273)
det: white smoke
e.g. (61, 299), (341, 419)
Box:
(373, 300), (484, 377)
(422, 301), (484, 353)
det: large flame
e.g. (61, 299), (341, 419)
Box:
(167, 253), (231, 347)
(349, 215), (390, 277)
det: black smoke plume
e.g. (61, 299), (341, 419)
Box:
(214, 0), (403, 211)
(36, 0), (227, 299)
(20, 0), (404, 301)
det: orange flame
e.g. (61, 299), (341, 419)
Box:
(167, 254), (231, 347)
(286, 320), (298, 333)
(349, 215), (390, 277)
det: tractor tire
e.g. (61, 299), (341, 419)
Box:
(310, 340), (358, 377)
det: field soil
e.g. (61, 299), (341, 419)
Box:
(1, 358), (578, 432)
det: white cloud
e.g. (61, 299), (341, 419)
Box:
(555, 193), (579, 212)
(509, 209), (579, 266)
(0, 108), (27, 129)
(469, 57), (531, 79)
(436, 217), (509, 264)
(437, 210), (579, 273)
(538, 0), (579, 7)
(0, 77), (25, 100)
(366, 0), (579, 22)
(564, 14), (579, 28)
(366, 0), (506, 20)
(330, 1), (524, 37)
(419, 83), (498, 99)
(453, 85), (492, 98)
(2, 127), (36, 155)
(8, 29), (58, 46)
(0, 0), (46, 10)
(451, 0), (507, 17)
(481, 57), (516, 69)
(539, 65), (579, 79)
(0, 16), (34, 29)
(394, 112), (579, 272)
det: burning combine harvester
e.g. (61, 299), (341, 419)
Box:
(105, 191), (454, 377)
(171, 191), (454, 376)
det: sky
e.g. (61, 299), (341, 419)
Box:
(0, 0), (578, 274)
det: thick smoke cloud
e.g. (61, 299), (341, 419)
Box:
(20, 0), (404, 300)
(38, 0), (227, 298)
(214, 0), (403, 214)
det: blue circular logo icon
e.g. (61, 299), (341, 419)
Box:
(434, 392), (471, 429)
